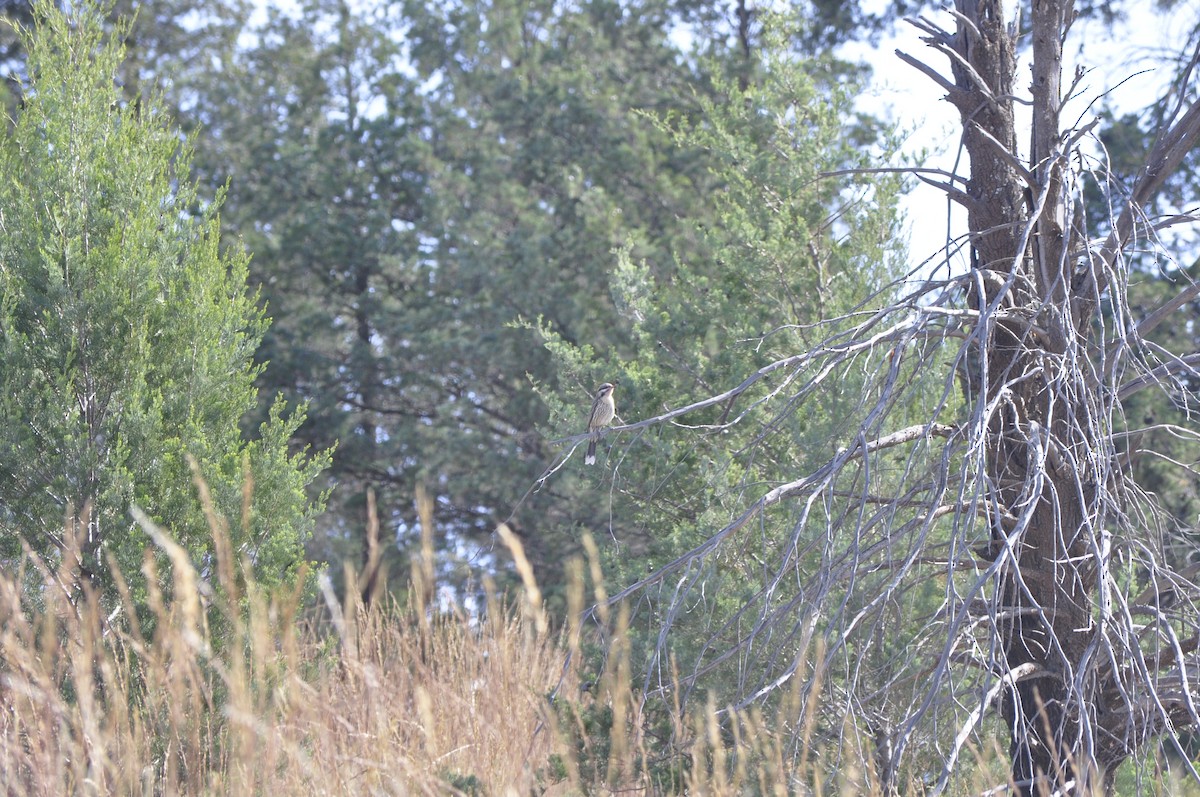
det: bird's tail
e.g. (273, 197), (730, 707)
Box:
(585, 438), (597, 465)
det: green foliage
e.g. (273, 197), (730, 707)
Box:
(184, 0), (738, 601)
(401, 0), (722, 560)
(0, 0), (328, 600)
(537, 12), (909, 697)
(440, 771), (483, 795)
(185, 0), (428, 575)
(1117, 260), (1200, 549)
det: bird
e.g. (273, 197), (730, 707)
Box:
(584, 382), (616, 465)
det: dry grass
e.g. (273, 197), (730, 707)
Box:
(0, 494), (920, 796)
(0, 507), (575, 794)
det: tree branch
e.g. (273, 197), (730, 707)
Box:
(934, 662), (1048, 797)
(1097, 98), (1200, 282)
(1116, 352), (1200, 402)
(588, 422), (957, 614)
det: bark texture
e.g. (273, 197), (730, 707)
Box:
(942, 1), (1200, 792)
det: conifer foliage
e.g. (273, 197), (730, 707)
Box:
(0, 0), (328, 599)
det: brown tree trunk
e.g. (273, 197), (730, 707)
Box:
(944, 1), (1107, 792)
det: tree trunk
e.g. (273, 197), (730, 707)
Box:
(946, 1), (1107, 792)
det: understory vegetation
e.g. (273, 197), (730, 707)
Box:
(4, 505), (1200, 794)
(0, 500), (896, 795)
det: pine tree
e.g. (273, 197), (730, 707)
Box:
(0, 0), (329, 602)
(537, 11), (912, 705)
(188, 0), (735, 599)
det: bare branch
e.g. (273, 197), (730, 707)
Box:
(934, 662), (1048, 797)
(1097, 97), (1200, 278)
(1116, 353), (1200, 402)
(819, 166), (967, 184)
(590, 422), (957, 613)
(1133, 279), (1200, 342)
(896, 48), (959, 97)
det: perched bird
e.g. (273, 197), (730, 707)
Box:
(585, 382), (616, 465)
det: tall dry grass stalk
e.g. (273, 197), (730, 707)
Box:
(0, 485), (946, 795)
(0, 494), (569, 794)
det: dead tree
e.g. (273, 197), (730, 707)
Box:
(904, 1), (1200, 792)
(594, 1), (1200, 794)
